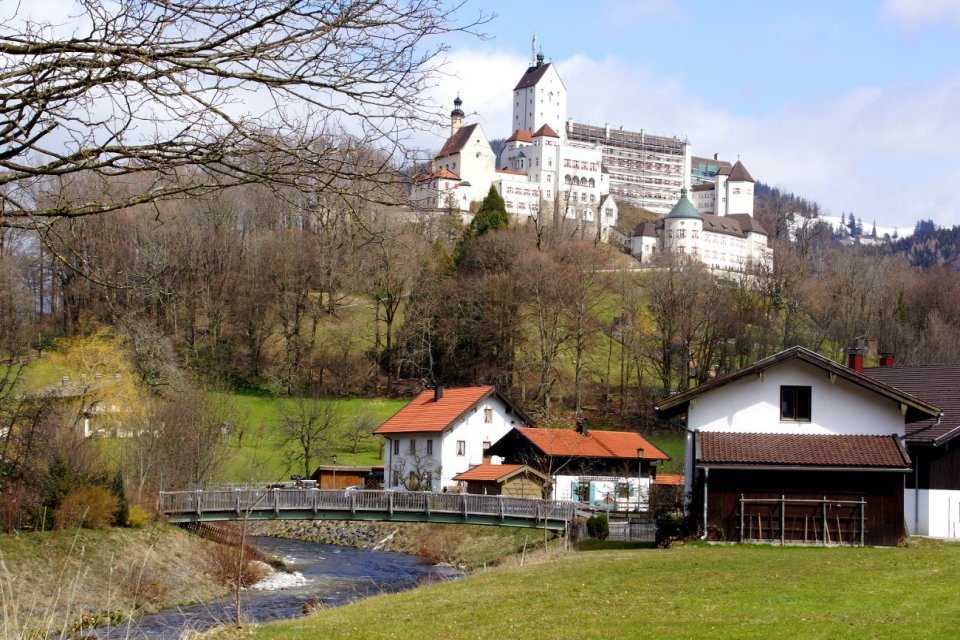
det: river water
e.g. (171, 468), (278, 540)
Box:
(93, 536), (462, 639)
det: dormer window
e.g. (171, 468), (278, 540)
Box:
(781, 386), (812, 422)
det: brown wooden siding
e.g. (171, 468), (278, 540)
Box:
(313, 470), (368, 490)
(465, 475), (547, 499)
(908, 441), (960, 491)
(694, 468), (905, 547)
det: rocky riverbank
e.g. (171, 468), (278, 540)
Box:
(244, 520), (543, 569)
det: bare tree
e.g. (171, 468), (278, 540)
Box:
(344, 410), (379, 455)
(0, 0), (489, 228)
(279, 396), (342, 479)
(391, 447), (440, 491)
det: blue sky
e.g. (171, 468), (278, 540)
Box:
(432, 0), (960, 228)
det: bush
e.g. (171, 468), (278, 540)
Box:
(416, 526), (465, 564)
(655, 513), (689, 548)
(586, 513), (609, 540)
(204, 543), (269, 589)
(55, 485), (120, 530)
(126, 504), (153, 528)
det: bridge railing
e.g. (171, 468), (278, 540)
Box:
(159, 488), (577, 523)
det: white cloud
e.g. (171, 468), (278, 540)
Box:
(429, 47), (960, 228)
(880, 0), (960, 31)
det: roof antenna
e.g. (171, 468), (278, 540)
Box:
(531, 32), (537, 66)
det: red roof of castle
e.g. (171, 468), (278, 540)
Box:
(437, 124), (479, 158)
(506, 129), (533, 143)
(532, 124), (559, 138)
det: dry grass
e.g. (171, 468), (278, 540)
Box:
(0, 524), (229, 638)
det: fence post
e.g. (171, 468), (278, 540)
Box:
(860, 497), (866, 547)
(312, 489), (319, 514)
(425, 493), (431, 519)
(498, 495), (504, 520)
(739, 494), (744, 543)
(196, 489), (203, 516)
(822, 496), (828, 545)
(274, 489), (280, 514)
(462, 493), (468, 518)
(781, 494), (786, 546)
(388, 491), (394, 516)
(236, 490), (241, 515)
(350, 492), (357, 514)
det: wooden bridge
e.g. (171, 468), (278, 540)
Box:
(160, 488), (577, 531)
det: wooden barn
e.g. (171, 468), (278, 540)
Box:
(452, 463), (552, 498)
(311, 465), (383, 489)
(864, 362), (960, 538)
(656, 345), (942, 546)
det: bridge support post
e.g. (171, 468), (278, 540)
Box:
(196, 489), (203, 516)
(388, 492), (394, 516)
(273, 489), (280, 515)
(499, 495), (504, 520)
(235, 491), (241, 515)
(312, 490), (319, 514)
(350, 492), (357, 514)
(425, 494), (431, 520)
(462, 493), (468, 519)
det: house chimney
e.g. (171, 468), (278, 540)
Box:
(713, 152), (719, 160)
(575, 416), (587, 436)
(846, 338), (866, 373)
(879, 352), (895, 368)
(434, 385), (444, 402)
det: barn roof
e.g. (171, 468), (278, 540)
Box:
(656, 346), (942, 423)
(696, 432), (911, 470)
(452, 463), (552, 484)
(510, 427), (669, 461)
(374, 386), (529, 435)
(864, 363), (960, 445)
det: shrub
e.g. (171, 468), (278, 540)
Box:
(416, 526), (465, 564)
(55, 485), (120, 530)
(586, 513), (609, 540)
(126, 504), (152, 528)
(204, 543), (269, 589)
(123, 561), (169, 608)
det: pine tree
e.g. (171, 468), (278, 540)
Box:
(471, 185), (509, 235)
(455, 185), (509, 267)
(871, 220), (877, 238)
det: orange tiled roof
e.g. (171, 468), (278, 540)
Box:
(517, 427), (669, 461)
(506, 129), (533, 143)
(453, 463), (525, 482)
(415, 167), (461, 183)
(374, 386), (495, 434)
(654, 474), (684, 486)
(532, 124), (559, 138)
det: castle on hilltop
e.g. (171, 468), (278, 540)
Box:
(413, 48), (772, 272)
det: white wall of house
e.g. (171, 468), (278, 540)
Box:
(383, 396), (522, 491)
(687, 360), (907, 437)
(552, 474), (651, 511)
(905, 488), (960, 538)
(439, 400), (518, 489)
(725, 179), (754, 216)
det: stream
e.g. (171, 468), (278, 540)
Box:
(93, 536), (463, 639)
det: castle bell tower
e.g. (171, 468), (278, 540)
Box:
(450, 95), (465, 136)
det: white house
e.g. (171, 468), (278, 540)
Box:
(655, 345), (942, 545)
(374, 386), (528, 492)
(486, 423), (670, 511)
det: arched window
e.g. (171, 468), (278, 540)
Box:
(588, 178), (596, 188)
(564, 175), (572, 184)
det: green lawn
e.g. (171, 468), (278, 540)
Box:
(245, 539), (960, 640)
(212, 392), (407, 482)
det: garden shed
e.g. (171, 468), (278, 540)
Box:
(453, 464), (552, 498)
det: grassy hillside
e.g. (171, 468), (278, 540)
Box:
(214, 393), (407, 481)
(243, 540), (960, 640)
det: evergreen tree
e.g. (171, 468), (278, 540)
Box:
(871, 220), (877, 238)
(455, 186), (509, 267)
(110, 469), (129, 527)
(471, 185), (509, 235)
(847, 212), (857, 237)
